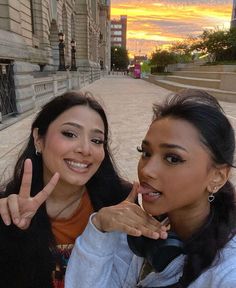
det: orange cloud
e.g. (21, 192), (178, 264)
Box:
(111, 1), (232, 56)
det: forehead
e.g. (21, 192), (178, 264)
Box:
(50, 105), (105, 131)
(146, 117), (203, 148)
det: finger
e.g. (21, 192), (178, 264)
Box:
(7, 194), (21, 225)
(19, 159), (33, 199)
(16, 218), (31, 230)
(33, 172), (60, 207)
(0, 198), (11, 226)
(126, 181), (139, 203)
(117, 222), (142, 237)
(139, 226), (161, 240)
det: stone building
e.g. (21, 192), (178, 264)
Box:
(0, 0), (110, 128)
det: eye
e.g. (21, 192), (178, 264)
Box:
(91, 138), (105, 145)
(165, 154), (185, 165)
(62, 131), (77, 138)
(137, 146), (150, 158)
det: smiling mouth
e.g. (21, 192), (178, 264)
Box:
(65, 160), (90, 169)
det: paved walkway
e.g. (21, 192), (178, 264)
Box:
(1, 75), (236, 184)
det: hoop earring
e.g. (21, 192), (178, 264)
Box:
(208, 192), (215, 203)
(35, 148), (41, 156)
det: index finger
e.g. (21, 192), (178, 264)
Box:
(33, 172), (60, 207)
(19, 159), (33, 199)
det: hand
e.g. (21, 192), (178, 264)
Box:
(92, 182), (168, 240)
(0, 159), (60, 229)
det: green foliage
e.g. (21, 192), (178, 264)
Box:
(140, 61), (151, 73)
(191, 27), (236, 62)
(150, 49), (177, 70)
(170, 38), (197, 63)
(111, 46), (129, 70)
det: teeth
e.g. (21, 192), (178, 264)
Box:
(66, 160), (88, 168)
(148, 192), (161, 197)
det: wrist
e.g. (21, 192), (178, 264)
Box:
(91, 213), (104, 232)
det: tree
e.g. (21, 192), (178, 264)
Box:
(150, 49), (177, 73)
(192, 28), (230, 62)
(111, 46), (129, 70)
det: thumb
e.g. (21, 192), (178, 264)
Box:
(126, 181), (140, 203)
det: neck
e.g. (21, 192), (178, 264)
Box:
(168, 203), (211, 240)
(44, 174), (85, 202)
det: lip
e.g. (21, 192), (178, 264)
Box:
(138, 182), (162, 203)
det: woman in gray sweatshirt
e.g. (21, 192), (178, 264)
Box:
(66, 89), (236, 288)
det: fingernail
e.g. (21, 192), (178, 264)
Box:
(160, 231), (168, 239)
(5, 220), (11, 226)
(152, 232), (160, 239)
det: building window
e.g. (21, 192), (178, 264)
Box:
(111, 31), (122, 36)
(111, 24), (122, 29)
(112, 37), (122, 42)
(30, 0), (35, 34)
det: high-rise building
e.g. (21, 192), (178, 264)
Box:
(231, 0), (236, 28)
(110, 15), (127, 48)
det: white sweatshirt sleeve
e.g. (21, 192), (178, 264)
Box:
(65, 213), (134, 288)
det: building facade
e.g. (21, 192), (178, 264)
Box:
(0, 0), (110, 128)
(231, 0), (236, 28)
(110, 15), (127, 48)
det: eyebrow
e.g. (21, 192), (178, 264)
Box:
(142, 140), (188, 152)
(62, 122), (105, 135)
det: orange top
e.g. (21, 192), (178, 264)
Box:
(51, 190), (94, 244)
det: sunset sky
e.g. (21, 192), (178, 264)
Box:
(111, 0), (233, 57)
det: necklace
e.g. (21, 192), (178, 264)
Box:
(52, 187), (85, 219)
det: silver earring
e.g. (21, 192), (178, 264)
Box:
(35, 148), (40, 156)
(208, 192), (215, 203)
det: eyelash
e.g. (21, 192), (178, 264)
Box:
(137, 146), (185, 165)
(91, 139), (105, 145)
(62, 131), (77, 138)
(62, 131), (105, 145)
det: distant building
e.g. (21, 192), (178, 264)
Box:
(231, 0), (236, 28)
(110, 15), (127, 48)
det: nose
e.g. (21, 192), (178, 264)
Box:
(75, 137), (91, 156)
(139, 157), (159, 179)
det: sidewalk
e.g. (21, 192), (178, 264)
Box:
(1, 75), (236, 184)
(0, 75), (171, 182)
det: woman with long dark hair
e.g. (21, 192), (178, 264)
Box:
(0, 91), (136, 288)
(66, 89), (236, 288)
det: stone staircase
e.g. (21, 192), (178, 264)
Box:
(147, 63), (236, 103)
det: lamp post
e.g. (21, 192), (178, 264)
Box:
(70, 39), (77, 71)
(58, 32), (66, 71)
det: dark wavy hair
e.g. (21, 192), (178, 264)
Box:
(152, 89), (236, 287)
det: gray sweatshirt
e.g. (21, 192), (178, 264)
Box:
(65, 214), (236, 288)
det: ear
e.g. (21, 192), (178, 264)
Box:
(207, 165), (230, 193)
(33, 128), (43, 153)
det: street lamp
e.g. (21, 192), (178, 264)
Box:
(70, 39), (77, 71)
(58, 32), (66, 71)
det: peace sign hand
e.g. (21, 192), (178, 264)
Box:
(92, 182), (168, 240)
(0, 159), (60, 230)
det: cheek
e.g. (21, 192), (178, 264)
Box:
(94, 148), (105, 164)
